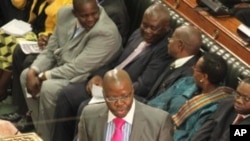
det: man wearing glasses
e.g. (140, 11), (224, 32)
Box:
(77, 69), (174, 141)
(192, 77), (250, 141)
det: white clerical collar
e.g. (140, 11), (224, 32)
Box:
(172, 55), (194, 69)
(241, 114), (250, 119)
(107, 98), (135, 124)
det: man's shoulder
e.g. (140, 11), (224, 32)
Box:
(57, 5), (74, 20)
(58, 5), (73, 15)
(83, 103), (107, 115)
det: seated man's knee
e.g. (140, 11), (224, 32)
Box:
(23, 54), (38, 68)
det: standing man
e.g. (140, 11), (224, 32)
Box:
(20, 0), (122, 140)
(78, 69), (174, 141)
(192, 77), (250, 141)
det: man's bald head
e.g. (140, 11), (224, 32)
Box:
(103, 69), (133, 89)
(174, 25), (202, 55)
(103, 69), (134, 118)
(144, 2), (171, 24)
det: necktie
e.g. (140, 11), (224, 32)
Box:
(116, 41), (148, 69)
(233, 114), (244, 124)
(111, 118), (125, 141)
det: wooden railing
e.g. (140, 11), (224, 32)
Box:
(163, 0), (250, 65)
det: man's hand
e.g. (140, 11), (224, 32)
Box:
(37, 34), (50, 50)
(86, 75), (103, 95)
(26, 69), (41, 98)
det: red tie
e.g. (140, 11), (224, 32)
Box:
(111, 118), (125, 141)
(233, 114), (244, 124)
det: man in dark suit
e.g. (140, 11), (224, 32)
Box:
(78, 69), (174, 141)
(146, 24), (202, 100)
(191, 77), (250, 141)
(50, 2), (173, 141)
(100, 0), (130, 44)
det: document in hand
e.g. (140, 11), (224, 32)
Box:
(88, 84), (105, 104)
(0, 19), (32, 36)
(19, 40), (41, 54)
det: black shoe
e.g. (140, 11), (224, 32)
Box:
(0, 113), (22, 122)
(16, 115), (35, 133)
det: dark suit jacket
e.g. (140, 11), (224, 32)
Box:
(191, 97), (250, 141)
(100, 0), (130, 44)
(91, 29), (173, 98)
(78, 100), (174, 141)
(147, 55), (200, 100)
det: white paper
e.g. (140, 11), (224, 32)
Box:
(238, 24), (250, 37)
(88, 84), (105, 104)
(19, 40), (41, 54)
(1, 19), (32, 36)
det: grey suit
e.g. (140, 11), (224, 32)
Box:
(78, 100), (174, 141)
(20, 5), (121, 141)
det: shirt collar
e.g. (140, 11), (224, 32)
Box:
(240, 114), (250, 119)
(97, 0), (104, 4)
(172, 55), (194, 69)
(76, 21), (84, 30)
(107, 98), (135, 124)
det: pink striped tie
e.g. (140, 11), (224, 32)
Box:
(116, 41), (148, 69)
(111, 118), (125, 141)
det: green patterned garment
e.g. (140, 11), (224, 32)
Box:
(0, 30), (37, 70)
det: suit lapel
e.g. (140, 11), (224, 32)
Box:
(119, 38), (143, 62)
(67, 21), (77, 41)
(96, 107), (108, 140)
(147, 62), (174, 99)
(130, 101), (146, 141)
(66, 31), (87, 50)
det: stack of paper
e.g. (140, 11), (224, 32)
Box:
(89, 84), (105, 104)
(1, 19), (32, 36)
(19, 40), (41, 54)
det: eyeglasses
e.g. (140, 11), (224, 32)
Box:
(105, 93), (132, 103)
(233, 91), (250, 102)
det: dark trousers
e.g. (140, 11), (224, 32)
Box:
(12, 45), (38, 115)
(50, 81), (91, 141)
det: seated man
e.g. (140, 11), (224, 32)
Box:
(9, 0), (129, 120)
(219, 0), (250, 26)
(148, 53), (230, 114)
(192, 77), (250, 141)
(77, 69), (174, 141)
(51, 2), (173, 141)
(20, 0), (122, 140)
(146, 24), (202, 100)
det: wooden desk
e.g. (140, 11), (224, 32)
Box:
(163, 0), (250, 65)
